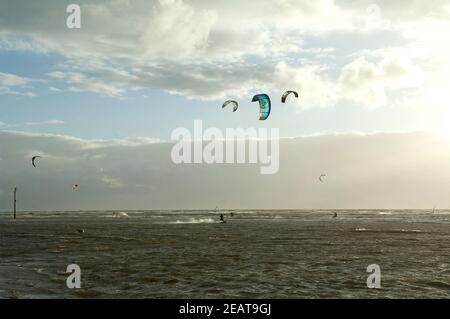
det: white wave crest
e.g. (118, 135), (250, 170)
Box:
(105, 212), (130, 218)
(168, 218), (216, 224)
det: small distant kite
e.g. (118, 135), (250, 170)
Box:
(73, 184), (79, 190)
(281, 90), (299, 103)
(251, 93), (271, 120)
(319, 174), (327, 182)
(31, 155), (41, 168)
(222, 100), (238, 112)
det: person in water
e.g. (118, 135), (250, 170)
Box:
(220, 214), (225, 222)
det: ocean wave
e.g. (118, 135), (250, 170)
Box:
(104, 212), (130, 218)
(167, 218), (216, 224)
(354, 228), (422, 233)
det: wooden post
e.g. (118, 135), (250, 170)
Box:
(13, 187), (17, 220)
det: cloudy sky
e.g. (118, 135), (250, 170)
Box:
(1, 0), (450, 210)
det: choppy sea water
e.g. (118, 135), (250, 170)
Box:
(0, 210), (449, 299)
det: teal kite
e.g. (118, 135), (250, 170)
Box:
(252, 93), (271, 120)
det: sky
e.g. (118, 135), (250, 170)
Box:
(1, 0), (450, 210)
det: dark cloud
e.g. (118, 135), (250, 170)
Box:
(1, 130), (449, 210)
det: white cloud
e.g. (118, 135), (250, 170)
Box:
(48, 71), (127, 97)
(45, 120), (65, 125)
(0, 71), (29, 87)
(25, 120), (65, 126)
(138, 0), (217, 59)
(338, 53), (424, 108)
(0, 71), (35, 96)
(1, 0), (449, 109)
(1, 120), (66, 128)
(101, 175), (124, 188)
(0, 1), (364, 101)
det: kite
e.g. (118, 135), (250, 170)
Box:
(31, 156), (41, 168)
(281, 90), (299, 103)
(251, 93), (271, 120)
(222, 100), (238, 112)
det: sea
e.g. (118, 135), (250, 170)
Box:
(0, 210), (449, 298)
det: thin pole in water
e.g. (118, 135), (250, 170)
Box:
(13, 187), (17, 219)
